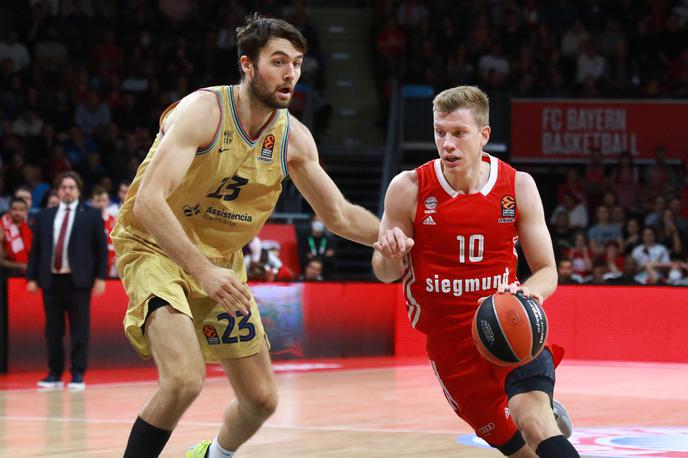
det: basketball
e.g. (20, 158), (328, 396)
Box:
(471, 293), (549, 367)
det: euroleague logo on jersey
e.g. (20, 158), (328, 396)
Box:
(259, 134), (275, 163)
(499, 195), (515, 223)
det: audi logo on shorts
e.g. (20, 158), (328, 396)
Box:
(479, 422), (496, 435)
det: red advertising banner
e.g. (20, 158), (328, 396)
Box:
(6, 279), (398, 372)
(395, 285), (688, 363)
(510, 99), (688, 162)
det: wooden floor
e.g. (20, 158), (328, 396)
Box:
(1, 358), (687, 457)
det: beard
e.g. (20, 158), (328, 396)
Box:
(248, 70), (291, 109)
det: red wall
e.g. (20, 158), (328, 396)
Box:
(5, 279), (399, 372)
(7, 280), (686, 372)
(394, 285), (688, 363)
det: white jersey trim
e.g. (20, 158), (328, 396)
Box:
(402, 254), (421, 328)
(432, 153), (499, 198)
(480, 153), (499, 196)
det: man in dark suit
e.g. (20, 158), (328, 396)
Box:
(27, 171), (108, 390)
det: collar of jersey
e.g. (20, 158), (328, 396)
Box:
(229, 85), (279, 146)
(433, 153), (498, 198)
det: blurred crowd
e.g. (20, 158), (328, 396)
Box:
(373, 0), (688, 99)
(0, 0), (323, 215)
(551, 148), (688, 285)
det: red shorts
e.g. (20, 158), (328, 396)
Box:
(428, 340), (562, 450)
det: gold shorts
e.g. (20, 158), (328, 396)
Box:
(112, 225), (266, 362)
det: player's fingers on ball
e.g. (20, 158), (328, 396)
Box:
(477, 296), (487, 305)
(509, 283), (518, 294)
(406, 238), (415, 250)
(497, 283), (507, 293)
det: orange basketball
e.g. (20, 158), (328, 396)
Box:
(471, 293), (548, 367)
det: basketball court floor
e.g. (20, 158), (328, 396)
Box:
(0, 357), (686, 457)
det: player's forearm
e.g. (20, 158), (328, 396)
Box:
(372, 251), (403, 283)
(522, 265), (558, 301)
(134, 193), (212, 276)
(328, 203), (379, 247)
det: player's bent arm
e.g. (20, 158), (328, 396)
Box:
(287, 116), (379, 246)
(134, 91), (220, 276)
(515, 171), (558, 301)
(372, 171), (417, 283)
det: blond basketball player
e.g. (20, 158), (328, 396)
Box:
(372, 86), (577, 457)
(113, 14), (379, 458)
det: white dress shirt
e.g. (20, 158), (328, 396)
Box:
(52, 200), (78, 273)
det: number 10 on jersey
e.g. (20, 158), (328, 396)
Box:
(457, 234), (484, 263)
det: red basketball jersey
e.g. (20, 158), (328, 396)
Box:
(403, 154), (519, 350)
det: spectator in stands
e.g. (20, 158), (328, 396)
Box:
(12, 109), (44, 138)
(588, 205), (623, 255)
(607, 256), (641, 285)
(600, 190), (618, 214)
(23, 164), (50, 211)
(641, 154), (677, 211)
(74, 91), (112, 137)
(396, 0), (429, 29)
(586, 260), (609, 284)
(667, 255), (688, 285)
(0, 197), (32, 274)
(631, 227), (671, 284)
(645, 146), (678, 187)
(603, 240), (625, 277)
(557, 168), (586, 205)
(611, 205), (627, 227)
(107, 181), (130, 217)
(551, 210), (574, 262)
(446, 43), (475, 86)
(244, 236), (264, 281)
(299, 257), (324, 282)
(557, 258), (583, 284)
(299, 215), (336, 278)
(668, 196), (688, 238)
(576, 39), (606, 86)
(91, 186), (118, 278)
(45, 190), (59, 208)
(623, 217), (642, 255)
(656, 209), (684, 257)
(261, 240), (295, 282)
(0, 30), (30, 72)
(565, 232), (593, 280)
(550, 192), (588, 230)
(644, 196), (667, 228)
(478, 43), (510, 82)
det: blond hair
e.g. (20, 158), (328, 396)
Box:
(432, 86), (489, 127)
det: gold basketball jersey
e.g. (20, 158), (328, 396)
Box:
(115, 85), (289, 280)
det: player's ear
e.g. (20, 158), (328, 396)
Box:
(239, 55), (254, 77)
(480, 125), (491, 147)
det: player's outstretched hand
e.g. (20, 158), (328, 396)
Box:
(198, 264), (252, 317)
(373, 227), (415, 260)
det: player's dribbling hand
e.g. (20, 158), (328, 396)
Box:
(490, 282), (543, 305)
(373, 227), (415, 260)
(198, 264), (252, 317)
